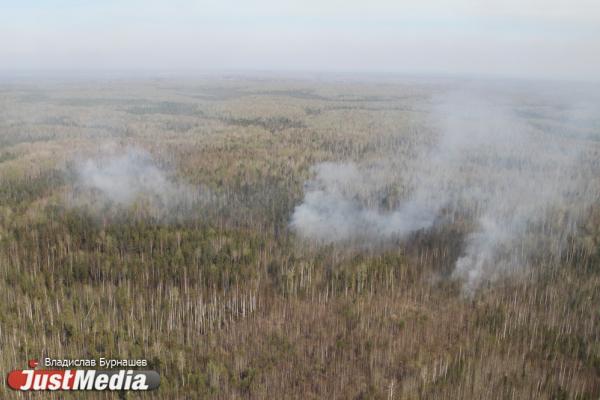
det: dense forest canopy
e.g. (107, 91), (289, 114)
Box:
(1, 77), (599, 398)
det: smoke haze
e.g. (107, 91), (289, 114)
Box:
(291, 86), (600, 291)
(70, 147), (209, 219)
(2, 1), (600, 81)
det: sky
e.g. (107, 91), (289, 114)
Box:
(1, 0), (600, 81)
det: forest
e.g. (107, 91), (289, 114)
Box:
(0, 76), (599, 399)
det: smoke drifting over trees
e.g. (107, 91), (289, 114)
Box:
(2, 77), (599, 398)
(291, 87), (600, 291)
(69, 147), (210, 219)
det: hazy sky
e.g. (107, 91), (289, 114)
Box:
(1, 0), (599, 81)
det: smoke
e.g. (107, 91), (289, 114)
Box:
(70, 147), (209, 219)
(291, 86), (600, 291)
(290, 161), (443, 244)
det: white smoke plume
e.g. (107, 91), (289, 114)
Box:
(291, 86), (600, 291)
(69, 147), (209, 219)
(290, 161), (442, 244)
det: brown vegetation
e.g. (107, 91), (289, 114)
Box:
(0, 77), (599, 399)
